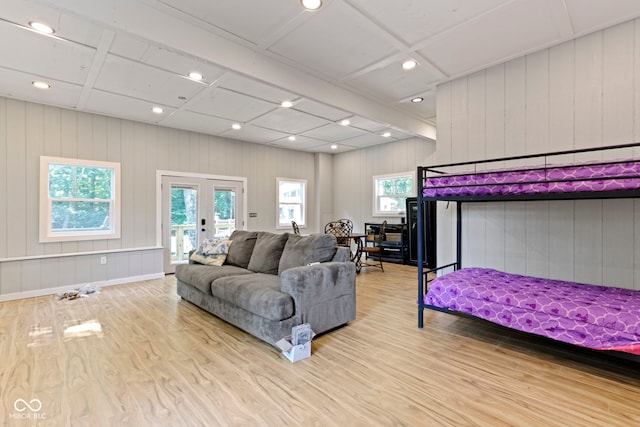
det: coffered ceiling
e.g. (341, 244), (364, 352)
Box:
(2, 0), (640, 153)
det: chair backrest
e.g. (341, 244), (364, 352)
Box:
(324, 220), (352, 246)
(377, 220), (387, 246)
(291, 220), (300, 235)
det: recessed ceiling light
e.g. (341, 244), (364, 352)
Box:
(288, 136), (296, 141)
(402, 60), (417, 70)
(32, 81), (50, 89)
(281, 100), (293, 108)
(330, 144), (338, 150)
(340, 119), (350, 126)
(29, 21), (54, 34)
(232, 123), (242, 130)
(411, 97), (424, 103)
(152, 106), (164, 114)
(301, 0), (322, 10)
(382, 132), (391, 138)
(188, 72), (203, 81)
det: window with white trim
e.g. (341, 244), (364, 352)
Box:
(40, 156), (121, 242)
(373, 172), (414, 216)
(277, 178), (306, 228)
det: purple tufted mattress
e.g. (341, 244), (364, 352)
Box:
(423, 160), (640, 198)
(425, 268), (640, 354)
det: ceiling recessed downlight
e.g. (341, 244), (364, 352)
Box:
(301, 0), (322, 10)
(340, 119), (350, 126)
(411, 97), (424, 103)
(188, 72), (203, 81)
(152, 106), (164, 114)
(330, 144), (338, 150)
(232, 123), (242, 130)
(288, 136), (296, 141)
(281, 100), (293, 108)
(402, 60), (417, 70)
(32, 81), (50, 89)
(29, 21), (54, 34)
(382, 132), (391, 138)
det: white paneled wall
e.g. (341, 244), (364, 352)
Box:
(0, 97), (317, 299)
(436, 18), (640, 290)
(333, 137), (436, 233)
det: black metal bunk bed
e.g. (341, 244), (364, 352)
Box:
(416, 142), (640, 357)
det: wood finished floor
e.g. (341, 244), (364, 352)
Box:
(1, 263), (640, 426)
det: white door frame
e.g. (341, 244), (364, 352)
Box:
(156, 170), (247, 272)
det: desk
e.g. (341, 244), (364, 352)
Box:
(347, 233), (366, 273)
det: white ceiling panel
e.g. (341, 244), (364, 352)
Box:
(0, 23), (94, 85)
(160, 110), (233, 135)
(565, 0), (640, 34)
(268, 1), (399, 79)
(250, 107), (329, 135)
(155, 0), (302, 46)
(83, 89), (176, 124)
(186, 87), (276, 122)
(268, 135), (325, 151)
(301, 123), (368, 142)
(345, 0), (510, 46)
(0, 67), (81, 108)
(348, 116), (389, 133)
(418, 0), (572, 76)
(217, 73), (295, 103)
(218, 124), (289, 144)
(140, 45), (227, 84)
(293, 99), (350, 122)
(339, 133), (399, 149)
(95, 55), (203, 108)
(344, 60), (444, 103)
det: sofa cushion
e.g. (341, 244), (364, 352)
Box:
(225, 230), (258, 269)
(175, 264), (252, 294)
(278, 234), (338, 273)
(210, 273), (294, 321)
(247, 232), (289, 275)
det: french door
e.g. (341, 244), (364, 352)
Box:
(161, 174), (245, 273)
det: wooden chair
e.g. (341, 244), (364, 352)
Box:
(361, 220), (386, 272)
(291, 220), (300, 235)
(324, 219), (353, 247)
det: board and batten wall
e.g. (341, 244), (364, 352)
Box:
(435, 18), (640, 290)
(333, 136), (436, 233)
(0, 96), (317, 300)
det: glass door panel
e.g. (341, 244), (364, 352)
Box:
(170, 186), (198, 263)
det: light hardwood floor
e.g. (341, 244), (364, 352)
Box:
(1, 263), (640, 426)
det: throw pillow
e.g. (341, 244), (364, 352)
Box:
(246, 232), (289, 275)
(278, 234), (338, 273)
(189, 238), (232, 266)
(225, 230), (258, 268)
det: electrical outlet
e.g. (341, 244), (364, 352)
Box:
(100, 256), (107, 265)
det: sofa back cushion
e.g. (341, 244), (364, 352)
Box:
(247, 232), (289, 274)
(278, 234), (338, 273)
(225, 230), (258, 269)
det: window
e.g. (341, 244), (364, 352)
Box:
(40, 156), (120, 242)
(373, 172), (414, 216)
(277, 178), (306, 228)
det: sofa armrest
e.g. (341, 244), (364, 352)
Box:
(280, 261), (356, 312)
(332, 246), (351, 262)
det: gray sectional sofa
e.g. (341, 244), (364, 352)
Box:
(175, 230), (356, 346)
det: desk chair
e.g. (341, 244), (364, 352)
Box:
(361, 220), (386, 272)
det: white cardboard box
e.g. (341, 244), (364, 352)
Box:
(276, 323), (315, 363)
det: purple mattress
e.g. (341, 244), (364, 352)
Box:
(424, 268), (640, 354)
(423, 160), (640, 198)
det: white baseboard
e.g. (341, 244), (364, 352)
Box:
(0, 272), (166, 302)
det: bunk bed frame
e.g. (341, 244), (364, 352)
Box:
(416, 142), (640, 358)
